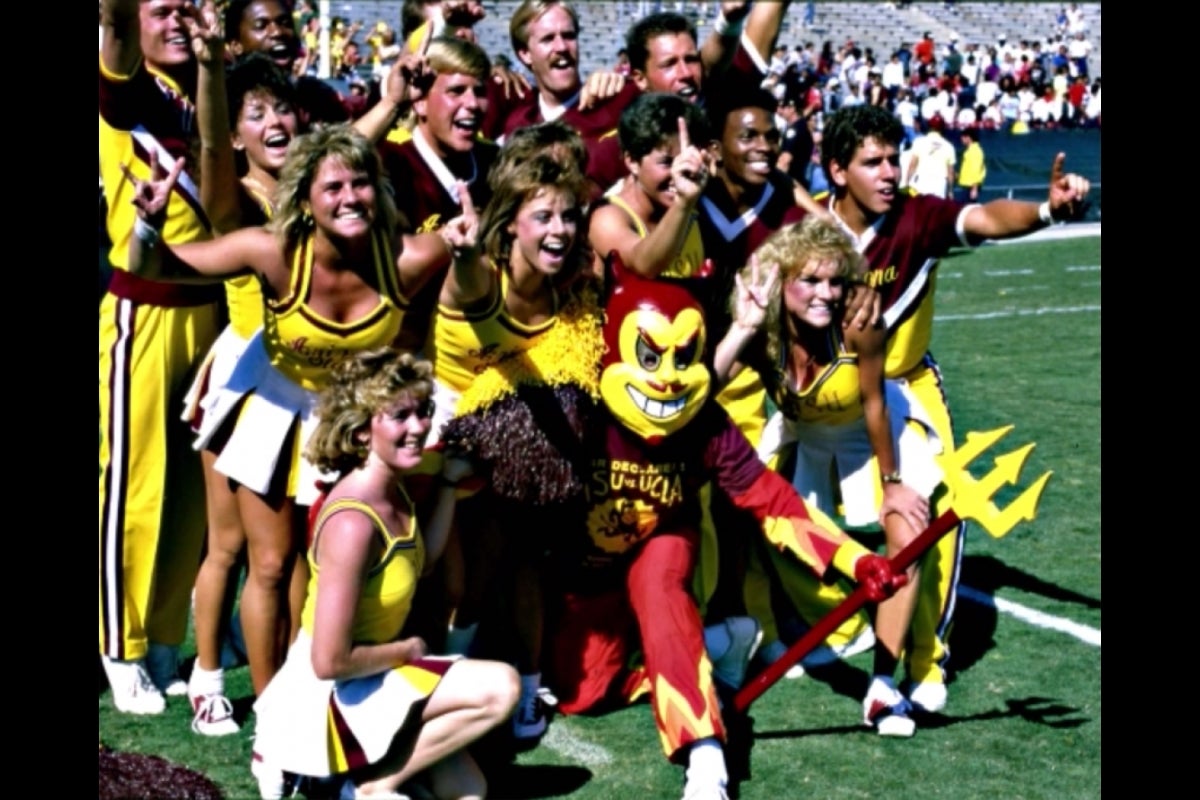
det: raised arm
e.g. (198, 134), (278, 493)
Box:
(849, 322), (928, 534)
(713, 252), (776, 385)
(432, 183), (490, 309)
(309, 510), (428, 681)
(100, 0), (146, 77)
(743, 0), (791, 67)
(963, 152), (1090, 241)
(126, 150), (274, 282)
(188, 2), (242, 234)
(591, 119), (713, 278)
(352, 34), (431, 143)
(700, 1), (753, 75)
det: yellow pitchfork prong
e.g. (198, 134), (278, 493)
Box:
(936, 426), (1053, 539)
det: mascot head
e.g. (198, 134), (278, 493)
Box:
(600, 254), (711, 443)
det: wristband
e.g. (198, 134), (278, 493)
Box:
(881, 471), (903, 485)
(1038, 200), (1054, 225)
(134, 216), (162, 247)
(713, 10), (746, 38)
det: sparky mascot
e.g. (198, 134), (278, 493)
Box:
(444, 257), (905, 799)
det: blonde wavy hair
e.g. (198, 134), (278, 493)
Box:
(739, 216), (863, 367)
(267, 124), (399, 249)
(305, 348), (434, 476)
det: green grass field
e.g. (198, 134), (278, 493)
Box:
(99, 232), (1101, 799)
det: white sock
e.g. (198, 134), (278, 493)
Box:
(189, 665), (225, 699)
(685, 738), (728, 789)
(703, 622), (730, 662)
(444, 622), (478, 655)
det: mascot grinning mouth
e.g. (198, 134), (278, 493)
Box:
(624, 385), (691, 419)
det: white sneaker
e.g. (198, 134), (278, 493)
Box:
(102, 656), (166, 715)
(708, 616), (762, 690)
(191, 693), (240, 737)
(862, 676), (916, 738)
(833, 626), (877, 660)
(907, 680), (948, 713)
(757, 639), (808, 679)
(145, 643), (188, 697)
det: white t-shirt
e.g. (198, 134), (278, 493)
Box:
(904, 132), (955, 198)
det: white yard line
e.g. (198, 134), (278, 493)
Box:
(935, 305), (1100, 322)
(1065, 265), (1101, 272)
(959, 585), (1101, 647)
(542, 720), (614, 765)
(989, 223), (1101, 244)
(983, 269), (1034, 276)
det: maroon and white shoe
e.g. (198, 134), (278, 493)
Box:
(191, 693), (239, 737)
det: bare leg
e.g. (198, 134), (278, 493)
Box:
(872, 514), (922, 676)
(192, 450), (246, 674)
(356, 660), (519, 795)
(238, 487), (302, 696)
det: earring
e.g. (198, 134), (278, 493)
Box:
(302, 209), (314, 228)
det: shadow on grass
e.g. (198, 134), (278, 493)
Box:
(485, 764), (594, 798)
(752, 695), (1089, 741)
(951, 554), (1101, 675)
(961, 554), (1101, 610)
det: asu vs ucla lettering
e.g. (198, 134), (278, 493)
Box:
(587, 458), (686, 505)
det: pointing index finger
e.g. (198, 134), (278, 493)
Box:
(416, 18), (434, 56)
(1050, 152), (1066, 185)
(677, 116), (690, 152)
(456, 181), (475, 217)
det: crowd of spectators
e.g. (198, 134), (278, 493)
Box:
(275, 3), (1100, 137)
(277, 2), (1099, 196)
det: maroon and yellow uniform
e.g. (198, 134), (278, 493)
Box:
(98, 56), (220, 660)
(828, 191), (970, 688)
(766, 190), (972, 689)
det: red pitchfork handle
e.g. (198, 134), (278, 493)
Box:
(733, 509), (964, 713)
